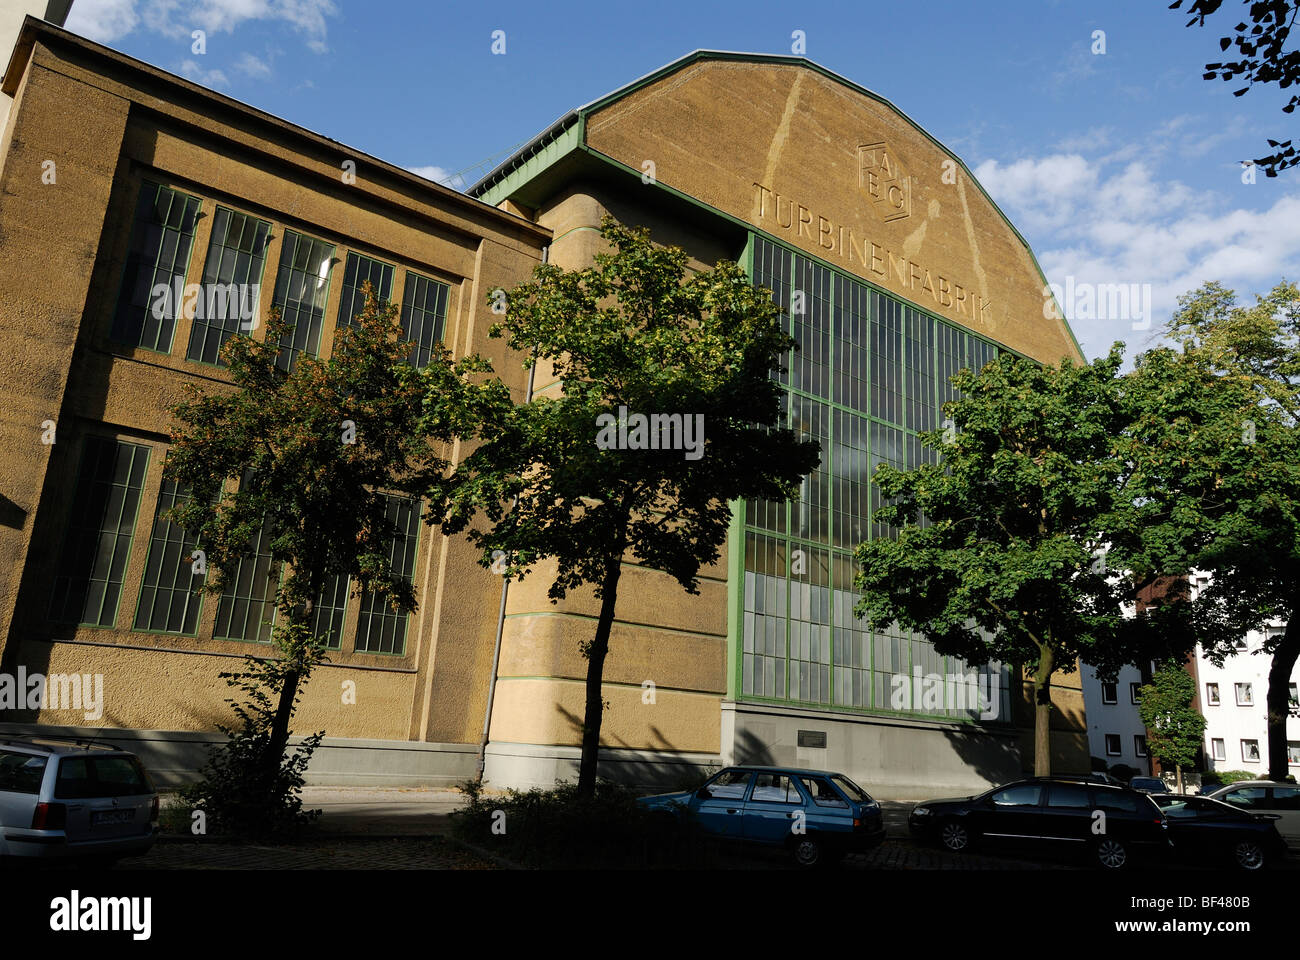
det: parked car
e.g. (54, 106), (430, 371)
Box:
(1150, 794), (1286, 870)
(1086, 773), (1123, 786)
(1203, 781), (1300, 851)
(909, 776), (1171, 869)
(637, 765), (886, 867)
(1129, 776), (1171, 795)
(0, 737), (158, 864)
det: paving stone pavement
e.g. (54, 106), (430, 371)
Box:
(47, 837), (499, 870)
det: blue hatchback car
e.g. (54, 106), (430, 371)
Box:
(638, 765), (886, 867)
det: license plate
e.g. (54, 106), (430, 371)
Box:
(91, 809), (134, 826)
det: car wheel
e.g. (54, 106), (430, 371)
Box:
(1093, 838), (1129, 870)
(790, 836), (824, 869)
(1231, 840), (1267, 871)
(939, 820), (971, 853)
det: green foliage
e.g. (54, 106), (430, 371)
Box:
(1201, 769), (1258, 788)
(1108, 763), (1139, 783)
(450, 778), (712, 869)
(1137, 662), (1208, 773)
(180, 648), (323, 841)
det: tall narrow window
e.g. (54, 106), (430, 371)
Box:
(335, 252), (394, 330)
(273, 572), (349, 650)
(273, 230), (335, 372)
(354, 497), (420, 655)
(187, 207), (271, 365)
(49, 437), (150, 627)
(133, 477), (206, 634)
(400, 272), (449, 368)
(213, 519), (279, 643)
(110, 181), (201, 353)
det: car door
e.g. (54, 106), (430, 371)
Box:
(1038, 782), (1093, 849)
(742, 772), (807, 845)
(971, 783), (1044, 848)
(0, 749), (48, 852)
(692, 769), (753, 839)
(1265, 786), (1300, 848)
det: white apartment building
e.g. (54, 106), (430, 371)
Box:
(1081, 663), (1152, 775)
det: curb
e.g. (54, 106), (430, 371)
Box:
(439, 834), (531, 870)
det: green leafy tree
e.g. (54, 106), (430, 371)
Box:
(423, 217), (821, 797)
(855, 345), (1191, 776)
(166, 286), (471, 796)
(1137, 661), (1207, 794)
(1121, 281), (1300, 781)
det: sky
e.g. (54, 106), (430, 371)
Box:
(61, 0), (1300, 360)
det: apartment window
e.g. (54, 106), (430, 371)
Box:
(1290, 683), (1298, 708)
(133, 478), (205, 634)
(273, 230), (335, 372)
(1232, 636), (1248, 651)
(1241, 739), (1261, 762)
(1205, 682), (1220, 706)
(110, 181), (202, 352)
(1130, 682), (1142, 704)
(1288, 742), (1300, 765)
(1104, 734), (1121, 756)
(213, 519), (279, 643)
(1134, 735), (1148, 758)
(1101, 682), (1117, 704)
(354, 496), (420, 655)
(1211, 738), (1226, 761)
(1235, 682), (1253, 706)
(400, 272), (449, 369)
(49, 438), (150, 627)
(335, 252), (394, 331)
(186, 207), (272, 365)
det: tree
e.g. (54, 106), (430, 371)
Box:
(1121, 281), (1300, 781)
(1171, 0), (1300, 176)
(422, 216), (821, 797)
(855, 345), (1191, 776)
(166, 285), (471, 792)
(1137, 661), (1207, 794)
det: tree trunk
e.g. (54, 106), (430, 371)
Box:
(263, 591), (313, 786)
(577, 558), (623, 798)
(1175, 764), (1183, 795)
(1032, 644), (1056, 777)
(1265, 618), (1300, 782)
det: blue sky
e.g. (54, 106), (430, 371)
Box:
(63, 0), (1300, 359)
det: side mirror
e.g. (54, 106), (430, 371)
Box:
(696, 788), (712, 799)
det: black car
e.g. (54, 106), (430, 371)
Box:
(1151, 795), (1287, 871)
(909, 776), (1170, 869)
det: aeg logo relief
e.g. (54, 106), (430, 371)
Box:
(858, 142), (911, 222)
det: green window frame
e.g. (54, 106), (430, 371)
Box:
(110, 181), (202, 353)
(336, 252), (394, 330)
(273, 230), (335, 372)
(212, 518), (279, 644)
(133, 476), (206, 635)
(49, 437), (150, 627)
(737, 233), (1009, 720)
(269, 571), (350, 651)
(399, 271), (449, 369)
(186, 206), (272, 365)
(354, 496), (421, 655)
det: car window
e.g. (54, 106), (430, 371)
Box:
(750, 773), (803, 804)
(705, 770), (753, 800)
(1046, 784), (1091, 809)
(54, 755), (150, 799)
(1221, 787), (1268, 809)
(991, 784), (1042, 807)
(1269, 787), (1300, 810)
(0, 750), (47, 794)
(1162, 798), (1235, 820)
(830, 774), (872, 804)
(798, 776), (849, 807)
(1095, 791), (1143, 814)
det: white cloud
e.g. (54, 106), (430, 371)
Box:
(65, 0), (141, 43)
(177, 57), (228, 87)
(234, 52), (272, 78)
(976, 146), (1300, 358)
(407, 165), (469, 191)
(66, 0), (337, 53)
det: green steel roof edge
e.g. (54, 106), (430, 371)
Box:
(473, 50), (1082, 361)
(474, 120), (584, 209)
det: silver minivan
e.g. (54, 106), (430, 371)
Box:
(0, 737), (158, 863)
